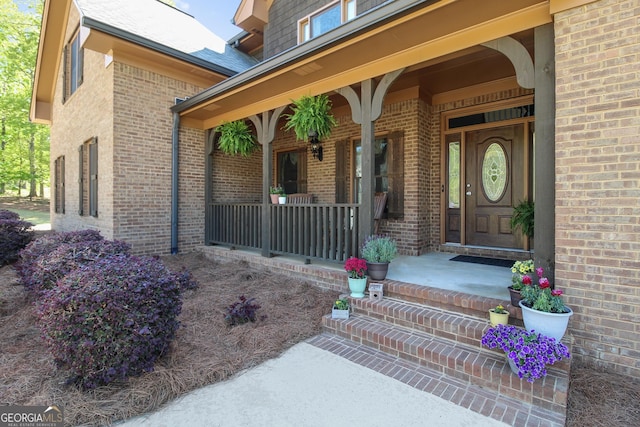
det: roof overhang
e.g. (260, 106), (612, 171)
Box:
(30, 0), (72, 124)
(30, 0), (234, 124)
(173, 0), (553, 130)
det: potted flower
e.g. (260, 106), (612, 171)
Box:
(482, 324), (570, 382)
(269, 185), (284, 204)
(519, 267), (573, 341)
(331, 298), (350, 319)
(489, 304), (509, 326)
(361, 235), (397, 280)
(508, 259), (534, 305)
(216, 120), (258, 157)
(344, 257), (367, 297)
(283, 94), (337, 141)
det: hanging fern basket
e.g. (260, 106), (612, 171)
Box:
(284, 94), (337, 141)
(217, 120), (258, 157)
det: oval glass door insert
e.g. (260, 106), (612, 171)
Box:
(482, 143), (507, 202)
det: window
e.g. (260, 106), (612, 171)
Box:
(63, 29), (83, 102)
(78, 138), (97, 217)
(54, 156), (65, 214)
(277, 149), (307, 194)
(349, 131), (404, 217)
(299, 0), (356, 43)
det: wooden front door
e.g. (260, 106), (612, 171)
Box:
(464, 124), (526, 248)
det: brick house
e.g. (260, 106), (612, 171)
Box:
(32, 0), (638, 390)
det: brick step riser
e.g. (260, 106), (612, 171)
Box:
(380, 280), (525, 320)
(322, 314), (569, 415)
(348, 299), (571, 372)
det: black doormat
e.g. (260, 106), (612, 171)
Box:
(450, 255), (513, 268)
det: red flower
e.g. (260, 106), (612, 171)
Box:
(522, 275), (532, 285)
(344, 257), (367, 279)
(551, 289), (563, 297)
(539, 278), (550, 289)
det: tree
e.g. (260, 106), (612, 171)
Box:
(0, 0), (49, 198)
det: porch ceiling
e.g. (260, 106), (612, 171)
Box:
(175, 0), (549, 130)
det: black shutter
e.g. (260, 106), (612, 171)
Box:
(387, 131), (404, 218)
(61, 156), (65, 214)
(78, 145), (84, 215)
(62, 45), (68, 103)
(335, 139), (349, 203)
(89, 137), (98, 217)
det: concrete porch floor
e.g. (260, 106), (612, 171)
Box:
(204, 246), (515, 301)
(386, 252), (513, 300)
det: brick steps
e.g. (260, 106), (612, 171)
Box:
(321, 293), (570, 426)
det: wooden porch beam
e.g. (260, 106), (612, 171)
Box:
(248, 106), (287, 257)
(481, 37), (534, 89)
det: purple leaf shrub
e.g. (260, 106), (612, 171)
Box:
(0, 209), (34, 266)
(224, 295), (266, 326)
(37, 254), (184, 389)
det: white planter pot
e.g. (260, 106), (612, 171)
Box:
(278, 196), (287, 204)
(331, 308), (349, 319)
(519, 300), (573, 341)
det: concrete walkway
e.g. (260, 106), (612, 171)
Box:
(116, 342), (507, 427)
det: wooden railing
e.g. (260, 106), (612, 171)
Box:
(207, 203), (360, 262)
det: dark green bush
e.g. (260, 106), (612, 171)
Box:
(37, 254), (184, 389)
(0, 209), (34, 266)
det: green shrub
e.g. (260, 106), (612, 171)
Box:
(361, 234), (398, 263)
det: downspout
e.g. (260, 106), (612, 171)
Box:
(171, 111), (179, 254)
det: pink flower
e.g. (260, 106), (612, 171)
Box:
(522, 275), (532, 285)
(536, 267), (544, 278)
(551, 289), (563, 296)
(539, 278), (550, 289)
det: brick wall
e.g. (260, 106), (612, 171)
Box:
(554, 0), (640, 376)
(50, 5), (115, 237)
(112, 63), (206, 254)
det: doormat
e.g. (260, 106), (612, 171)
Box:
(449, 255), (513, 268)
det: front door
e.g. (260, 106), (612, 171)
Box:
(464, 124), (526, 248)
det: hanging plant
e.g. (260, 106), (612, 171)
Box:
(284, 94), (337, 141)
(510, 200), (534, 238)
(216, 120), (257, 157)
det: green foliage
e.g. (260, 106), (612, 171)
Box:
(361, 235), (398, 263)
(269, 185), (284, 195)
(510, 200), (534, 238)
(333, 298), (349, 310)
(284, 94), (337, 141)
(216, 120), (258, 157)
(0, 0), (50, 196)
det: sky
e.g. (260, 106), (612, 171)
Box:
(174, 0), (243, 41)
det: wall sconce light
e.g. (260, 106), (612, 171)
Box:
(308, 130), (323, 161)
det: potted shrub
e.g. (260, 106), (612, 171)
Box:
(269, 185), (284, 204)
(331, 298), (350, 319)
(482, 324), (570, 383)
(361, 235), (397, 281)
(489, 304), (509, 326)
(510, 200), (534, 238)
(283, 94), (337, 141)
(519, 267), (573, 341)
(216, 120), (257, 157)
(508, 259), (534, 305)
(344, 256), (367, 298)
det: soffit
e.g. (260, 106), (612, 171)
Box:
(178, 0), (549, 130)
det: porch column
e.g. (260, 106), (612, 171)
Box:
(249, 106), (287, 257)
(336, 69), (404, 248)
(534, 24), (556, 281)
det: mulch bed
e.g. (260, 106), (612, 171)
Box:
(0, 253), (338, 426)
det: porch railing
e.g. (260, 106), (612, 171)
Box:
(207, 203), (360, 262)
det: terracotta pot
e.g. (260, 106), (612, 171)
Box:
(270, 194), (280, 204)
(366, 262), (389, 280)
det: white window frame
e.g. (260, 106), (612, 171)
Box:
(298, 0), (356, 43)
